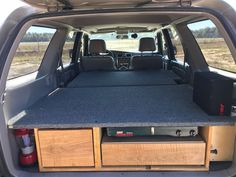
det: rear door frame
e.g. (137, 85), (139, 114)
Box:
(0, 5), (236, 177)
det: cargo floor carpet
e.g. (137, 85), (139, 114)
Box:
(10, 85), (236, 128)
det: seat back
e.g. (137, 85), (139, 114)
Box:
(130, 37), (163, 70)
(81, 39), (115, 71)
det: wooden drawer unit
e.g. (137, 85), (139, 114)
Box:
(35, 129), (94, 169)
(33, 127), (212, 171)
(102, 136), (206, 166)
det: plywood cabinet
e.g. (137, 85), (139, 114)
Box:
(35, 129), (94, 170)
(34, 126), (222, 172)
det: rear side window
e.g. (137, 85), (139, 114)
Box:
(7, 26), (56, 80)
(188, 20), (236, 72)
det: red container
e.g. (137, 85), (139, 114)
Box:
(15, 129), (37, 166)
(19, 150), (37, 166)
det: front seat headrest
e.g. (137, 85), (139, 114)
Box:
(89, 39), (106, 54)
(139, 37), (156, 52)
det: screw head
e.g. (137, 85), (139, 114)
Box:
(189, 130), (196, 136)
(176, 129), (181, 136)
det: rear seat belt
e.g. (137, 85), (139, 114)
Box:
(58, 56), (65, 87)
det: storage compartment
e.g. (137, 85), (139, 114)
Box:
(101, 136), (206, 166)
(107, 127), (198, 137)
(35, 129), (94, 170)
(31, 126), (222, 172)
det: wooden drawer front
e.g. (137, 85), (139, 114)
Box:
(38, 129), (94, 167)
(102, 141), (206, 166)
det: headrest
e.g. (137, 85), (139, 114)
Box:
(89, 39), (106, 54)
(139, 37), (156, 52)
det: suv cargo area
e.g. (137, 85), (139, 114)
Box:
(8, 70), (236, 173)
(0, 0), (236, 177)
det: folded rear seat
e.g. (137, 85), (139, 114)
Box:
(130, 37), (163, 70)
(81, 39), (116, 71)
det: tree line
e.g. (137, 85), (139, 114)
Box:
(21, 27), (221, 42)
(21, 32), (74, 42)
(21, 32), (54, 42)
(191, 27), (221, 38)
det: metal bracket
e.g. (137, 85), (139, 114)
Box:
(1, 92), (6, 105)
(152, 0), (192, 7)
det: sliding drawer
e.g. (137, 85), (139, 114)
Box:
(37, 129), (94, 167)
(102, 136), (206, 166)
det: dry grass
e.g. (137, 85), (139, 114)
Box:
(8, 38), (236, 79)
(106, 39), (140, 52)
(173, 38), (236, 72)
(196, 38), (236, 72)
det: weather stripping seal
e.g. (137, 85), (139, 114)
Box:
(7, 110), (27, 128)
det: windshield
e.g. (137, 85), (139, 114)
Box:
(90, 32), (157, 53)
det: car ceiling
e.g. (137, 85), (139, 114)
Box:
(37, 11), (199, 34)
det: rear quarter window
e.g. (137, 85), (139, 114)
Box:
(168, 27), (185, 62)
(187, 20), (236, 72)
(61, 31), (76, 66)
(7, 26), (56, 80)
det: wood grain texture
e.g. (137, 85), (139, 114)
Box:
(210, 126), (235, 161)
(37, 129), (94, 168)
(34, 129), (43, 171)
(199, 126), (212, 169)
(93, 127), (102, 169)
(102, 139), (206, 166)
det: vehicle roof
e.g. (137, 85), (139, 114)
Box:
(19, 0), (236, 37)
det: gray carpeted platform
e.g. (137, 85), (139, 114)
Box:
(68, 70), (178, 87)
(10, 85), (236, 129)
